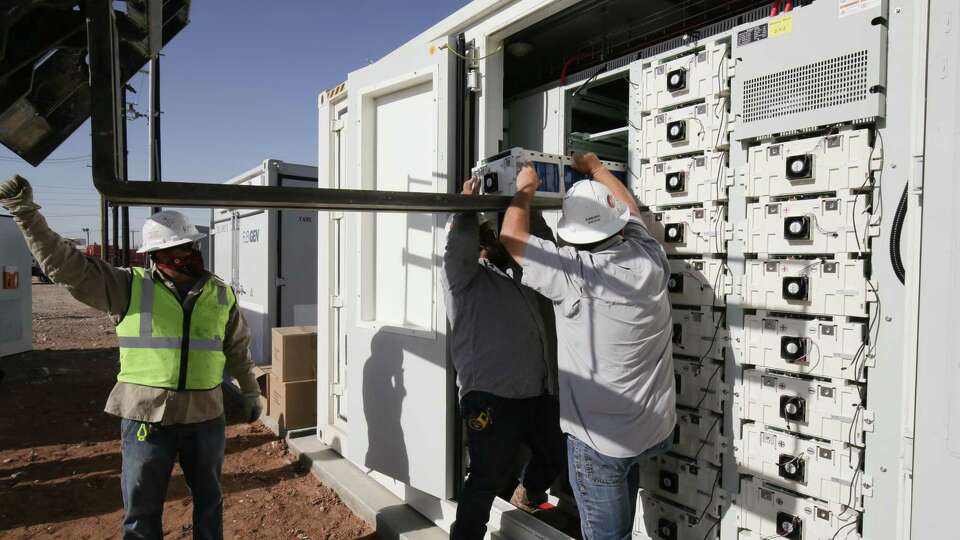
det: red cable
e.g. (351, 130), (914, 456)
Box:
(770, 0), (781, 16)
(560, 52), (594, 85)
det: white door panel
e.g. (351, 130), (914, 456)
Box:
(346, 52), (454, 499)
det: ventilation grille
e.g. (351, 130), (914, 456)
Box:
(639, 6), (769, 59)
(564, 5), (771, 85)
(742, 50), (870, 123)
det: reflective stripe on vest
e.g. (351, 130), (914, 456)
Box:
(115, 267), (235, 390)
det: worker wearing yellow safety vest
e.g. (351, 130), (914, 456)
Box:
(0, 175), (262, 540)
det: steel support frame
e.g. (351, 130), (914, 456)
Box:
(86, 1), (559, 213)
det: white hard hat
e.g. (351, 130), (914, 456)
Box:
(137, 210), (206, 253)
(557, 180), (630, 245)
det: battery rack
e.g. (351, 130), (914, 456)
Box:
(627, 1), (887, 539)
(630, 31), (736, 540)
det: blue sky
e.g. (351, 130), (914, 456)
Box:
(0, 0), (466, 246)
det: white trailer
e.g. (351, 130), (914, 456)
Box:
(211, 160), (318, 365)
(314, 1), (956, 539)
(0, 214), (31, 357)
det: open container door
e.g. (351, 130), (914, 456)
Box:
(275, 164), (320, 328)
(342, 37), (458, 502)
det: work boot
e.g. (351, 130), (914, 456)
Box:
(510, 484), (548, 513)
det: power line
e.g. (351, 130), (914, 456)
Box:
(36, 203), (103, 208)
(0, 155), (91, 163)
(29, 185), (99, 191)
(34, 197), (101, 202)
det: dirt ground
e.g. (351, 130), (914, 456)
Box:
(0, 282), (373, 539)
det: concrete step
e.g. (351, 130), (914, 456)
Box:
(286, 434), (448, 540)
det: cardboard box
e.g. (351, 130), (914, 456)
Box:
(269, 373), (316, 431)
(271, 326), (317, 383)
(252, 365), (271, 416)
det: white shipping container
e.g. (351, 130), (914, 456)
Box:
(0, 215), (31, 357)
(211, 160), (318, 365)
(310, 0), (956, 539)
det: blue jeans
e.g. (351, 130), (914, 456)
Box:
(567, 433), (673, 540)
(120, 416), (226, 540)
(451, 392), (565, 540)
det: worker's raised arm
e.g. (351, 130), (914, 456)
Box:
(442, 177), (482, 293)
(572, 152), (641, 217)
(0, 175), (131, 317)
(500, 163), (539, 265)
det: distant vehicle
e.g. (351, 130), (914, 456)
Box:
(84, 244), (147, 267)
(31, 258), (51, 284)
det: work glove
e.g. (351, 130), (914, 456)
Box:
(0, 175), (40, 214)
(242, 390), (263, 423)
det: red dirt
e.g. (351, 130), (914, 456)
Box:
(0, 282), (373, 539)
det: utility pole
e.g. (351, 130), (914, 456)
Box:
(100, 198), (108, 261)
(120, 83), (130, 266)
(148, 56), (161, 215)
(112, 203), (119, 265)
(82, 227), (90, 246)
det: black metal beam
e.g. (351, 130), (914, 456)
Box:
(92, 180), (562, 212)
(87, 0), (558, 214)
(88, 0), (124, 192)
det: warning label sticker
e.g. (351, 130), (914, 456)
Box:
(769, 15), (793, 37)
(839, 0), (881, 18)
(737, 22), (768, 47)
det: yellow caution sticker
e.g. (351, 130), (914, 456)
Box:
(769, 15), (793, 38)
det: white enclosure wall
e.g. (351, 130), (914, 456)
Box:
(341, 39), (458, 505)
(911, 0), (960, 536)
(0, 215), (31, 357)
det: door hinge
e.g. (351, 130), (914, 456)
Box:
(331, 295), (344, 308)
(862, 409), (876, 432)
(331, 119), (344, 132)
(276, 276), (288, 287)
(330, 382), (344, 396)
(467, 69), (481, 92)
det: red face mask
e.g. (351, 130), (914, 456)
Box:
(155, 249), (205, 278)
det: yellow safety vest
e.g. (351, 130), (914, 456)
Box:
(115, 267), (236, 390)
